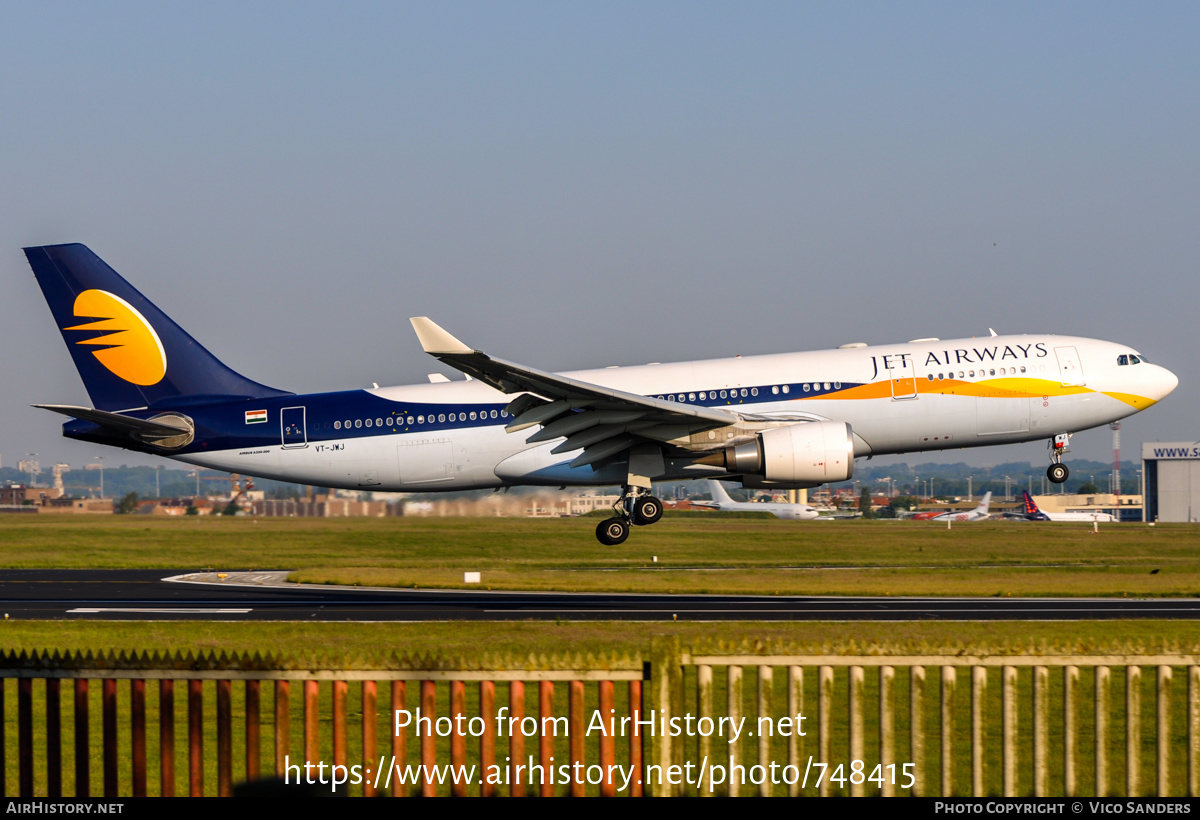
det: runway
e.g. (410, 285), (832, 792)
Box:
(1, 570), (1200, 621)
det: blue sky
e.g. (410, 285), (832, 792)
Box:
(2, 2), (1197, 470)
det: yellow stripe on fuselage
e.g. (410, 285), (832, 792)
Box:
(804, 377), (1152, 407)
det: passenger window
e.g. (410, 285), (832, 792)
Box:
(365, 419), (372, 428)
(699, 392), (706, 400)
(927, 374), (934, 381)
(803, 384), (810, 392)
(490, 410), (497, 418)
(823, 382), (830, 390)
(771, 386), (779, 395)
(751, 388), (758, 396)
(989, 369), (995, 376)
(438, 414), (445, 423)
(688, 393), (696, 401)
(376, 418), (382, 426)
(406, 416), (414, 425)
(740, 389), (748, 397)
(470, 412), (477, 420)
(334, 421), (341, 430)
(355, 419), (362, 428)
(834, 382), (841, 389)
(344, 419), (352, 428)
(782, 385), (789, 394)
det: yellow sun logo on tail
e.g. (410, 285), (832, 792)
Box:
(65, 289), (167, 385)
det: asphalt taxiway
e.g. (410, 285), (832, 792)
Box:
(1, 570), (1199, 621)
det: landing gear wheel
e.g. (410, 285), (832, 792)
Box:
(632, 496), (663, 526)
(596, 517), (630, 546)
(1047, 463), (1069, 484)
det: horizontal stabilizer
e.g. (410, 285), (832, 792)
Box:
(34, 404), (190, 438)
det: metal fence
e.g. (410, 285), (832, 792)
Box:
(4, 644), (1200, 797)
(0, 650), (645, 797)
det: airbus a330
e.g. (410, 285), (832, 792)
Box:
(25, 244), (1177, 544)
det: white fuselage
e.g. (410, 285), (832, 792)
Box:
(175, 333), (1176, 492)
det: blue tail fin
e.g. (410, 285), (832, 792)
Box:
(24, 244), (291, 411)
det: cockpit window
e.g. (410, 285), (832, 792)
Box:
(1129, 355), (1141, 364)
(1117, 355), (1128, 366)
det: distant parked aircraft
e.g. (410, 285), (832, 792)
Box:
(1017, 491), (1114, 522)
(691, 480), (821, 520)
(910, 492), (992, 522)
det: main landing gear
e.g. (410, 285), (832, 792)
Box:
(596, 487), (664, 545)
(1046, 433), (1071, 484)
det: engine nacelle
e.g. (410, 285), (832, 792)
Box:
(716, 421), (854, 485)
(760, 421), (854, 483)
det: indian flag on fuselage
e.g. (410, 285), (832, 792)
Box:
(245, 409), (267, 424)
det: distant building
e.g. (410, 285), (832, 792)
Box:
(1142, 442), (1200, 522)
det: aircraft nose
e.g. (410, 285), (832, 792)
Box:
(1158, 366), (1179, 401)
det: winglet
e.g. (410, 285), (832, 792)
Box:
(409, 317), (473, 355)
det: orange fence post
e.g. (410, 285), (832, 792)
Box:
(188, 679), (203, 797)
(539, 681), (555, 797)
(391, 681), (406, 797)
(160, 680), (175, 797)
(102, 678), (117, 798)
(510, 681), (525, 798)
(46, 678), (62, 798)
(333, 679), (348, 793)
(362, 680), (377, 797)
(274, 681), (289, 778)
(217, 679), (233, 797)
(450, 680), (467, 797)
(480, 681), (496, 797)
(74, 680), (89, 798)
(131, 679), (146, 797)
(421, 680), (436, 797)
(569, 680), (585, 797)
(18, 678), (32, 797)
(246, 680), (261, 783)
(304, 680), (319, 769)
(629, 680), (643, 797)
(599, 680), (615, 797)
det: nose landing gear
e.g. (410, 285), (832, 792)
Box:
(1046, 433), (1071, 484)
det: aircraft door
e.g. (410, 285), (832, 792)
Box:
(890, 356), (917, 400)
(1054, 346), (1086, 387)
(281, 406), (308, 449)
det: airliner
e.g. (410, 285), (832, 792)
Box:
(24, 244), (1178, 545)
(1017, 490), (1114, 522)
(690, 479), (820, 520)
(910, 492), (992, 522)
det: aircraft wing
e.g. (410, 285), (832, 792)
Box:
(410, 318), (741, 468)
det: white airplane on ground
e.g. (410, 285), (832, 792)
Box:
(911, 492), (992, 522)
(25, 244), (1177, 544)
(690, 479), (821, 520)
(1018, 491), (1114, 522)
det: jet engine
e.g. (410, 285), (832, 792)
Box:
(703, 420), (854, 484)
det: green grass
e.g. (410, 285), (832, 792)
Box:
(1, 514), (1196, 596)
